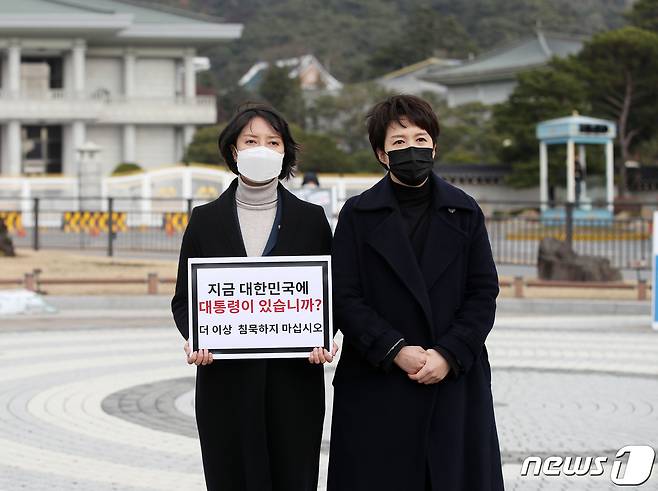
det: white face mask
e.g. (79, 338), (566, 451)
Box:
(236, 146), (284, 183)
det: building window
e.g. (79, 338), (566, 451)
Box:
(22, 125), (62, 175)
(21, 57), (64, 91)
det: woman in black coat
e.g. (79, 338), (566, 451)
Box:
(327, 95), (504, 491)
(171, 104), (335, 491)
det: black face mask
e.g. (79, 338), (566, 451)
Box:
(386, 146), (434, 186)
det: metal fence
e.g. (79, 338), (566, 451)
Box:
(0, 197), (201, 255)
(1, 197), (655, 270)
(479, 199), (655, 271)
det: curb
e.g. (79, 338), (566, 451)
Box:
(497, 297), (650, 315)
(34, 294), (652, 316)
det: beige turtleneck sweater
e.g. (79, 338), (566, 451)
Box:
(235, 176), (279, 257)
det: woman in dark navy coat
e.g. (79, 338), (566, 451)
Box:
(327, 95), (504, 491)
(171, 104), (335, 491)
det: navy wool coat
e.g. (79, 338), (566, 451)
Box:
(327, 173), (504, 491)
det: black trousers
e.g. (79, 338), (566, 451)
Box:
(195, 358), (325, 491)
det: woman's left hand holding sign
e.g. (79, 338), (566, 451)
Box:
(308, 341), (339, 364)
(184, 340), (214, 365)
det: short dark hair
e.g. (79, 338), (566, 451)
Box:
(366, 94), (440, 165)
(217, 103), (299, 180)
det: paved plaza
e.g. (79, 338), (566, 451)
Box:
(0, 300), (657, 490)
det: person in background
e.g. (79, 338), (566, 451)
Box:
(327, 94), (504, 491)
(171, 103), (337, 491)
(302, 171), (320, 188)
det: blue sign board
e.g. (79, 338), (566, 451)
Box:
(653, 212), (658, 330)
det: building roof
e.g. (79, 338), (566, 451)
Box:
(0, 0), (243, 45)
(239, 54), (343, 92)
(375, 57), (462, 96)
(378, 57), (461, 81)
(537, 113), (617, 144)
(423, 30), (583, 85)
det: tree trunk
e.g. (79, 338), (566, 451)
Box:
(617, 71), (634, 198)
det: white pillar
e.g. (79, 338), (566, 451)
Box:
(539, 141), (548, 211)
(6, 121), (22, 175)
(72, 121), (86, 180)
(123, 48), (135, 98)
(566, 139), (576, 203)
(72, 121), (86, 151)
(578, 144), (587, 173)
(122, 124), (136, 162)
(183, 49), (196, 99)
(7, 39), (21, 98)
(182, 166), (193, 199)
(337, 179), (347, 203)
(175, 127), (184, 162)
(578, 144), (588, 203)
(141, 172), (152, 224)
(605, 140), (614, 213)
(183, 124), (195, 150)
(0, 126), (4, 174)
(72, 39), (86, 98)
(20, 178), (32, 226)
(100, 177), (108, 207)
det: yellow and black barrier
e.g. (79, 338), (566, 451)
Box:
(62, 211), (127, 234)
(164, 212), (189, 236)
(0, 211), (26, 236)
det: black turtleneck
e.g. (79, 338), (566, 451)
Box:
(389, 174), (432, 261)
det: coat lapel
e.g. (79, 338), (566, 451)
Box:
(368, 207), (434, 326)
(419, 176), (473, 290)
(209, 177), (247, 257)
(356, 176), (433, 326)
(207, 178), (301, 258)
(269, 184), (301, 255)
(354, 173), (476, 326)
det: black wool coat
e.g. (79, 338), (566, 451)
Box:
(171, 177), (332, 491)
(327, 173), (504, 491)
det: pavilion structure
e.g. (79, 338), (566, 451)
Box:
(536, 113), (617, 222)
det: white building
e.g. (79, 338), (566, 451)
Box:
(0, 0), (242, 178)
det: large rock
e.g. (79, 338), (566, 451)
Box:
(0, 218), (15, 257)
(537, 237), (622, 282)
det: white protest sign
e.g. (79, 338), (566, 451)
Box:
(291, 187), (336, 222)
(188, 255), (332, 358)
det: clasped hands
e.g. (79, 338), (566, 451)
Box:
(181, 342), (444, 382)
(183, 340), (339, 366)
(394, 346), (451, 384)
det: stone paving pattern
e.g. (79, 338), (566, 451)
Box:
(1, 311), (657, 490)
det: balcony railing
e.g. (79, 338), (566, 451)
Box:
(0, 88), (214, 105)
(0, 90), (216, 123)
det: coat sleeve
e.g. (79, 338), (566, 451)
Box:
(315, 205), (333, 255)
(332, 198), (406, 369)
(435, 203), (499, 376)
(171, 207), (199, 340)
